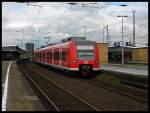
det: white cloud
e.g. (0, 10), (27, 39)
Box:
(2, 2), (148, 48)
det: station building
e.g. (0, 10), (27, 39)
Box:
(2, 45), (26, 60)
(132, 47), (148, 63)
(108, 46), (148, 64)
(96, 43), (108, 65)
(96, 42), (148, 65)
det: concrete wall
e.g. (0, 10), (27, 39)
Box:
(97, 43), (108, 65)
(132, 48), (148, 63)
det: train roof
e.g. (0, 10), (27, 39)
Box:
(34, 39), (96, 52)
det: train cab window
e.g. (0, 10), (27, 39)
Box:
(77, 50), (94, 60)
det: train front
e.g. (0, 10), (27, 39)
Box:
(71, 40), (100, 77)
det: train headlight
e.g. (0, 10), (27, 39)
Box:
(72, 60), (77, 63)
(95, 60), (99, 63)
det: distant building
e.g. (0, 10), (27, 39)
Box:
(26, 43), (34, 58)
(26, 43), (34, 51)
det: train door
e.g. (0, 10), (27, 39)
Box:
(47, 49), (50, 64)
(45, 50), (47, 63)
(52, 49), (54, 64)
(59, 49), (62, 66)
(62, 49), (68, 68)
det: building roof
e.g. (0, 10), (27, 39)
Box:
(2, 45), (26, 53)
(109, 46), (148, 49)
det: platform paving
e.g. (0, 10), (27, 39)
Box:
(100, 64), (148, 76)
(2, 61), (45, 111)
(2, 61), (10, 97)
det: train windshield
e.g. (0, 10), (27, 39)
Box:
(77, 45), (94, 60)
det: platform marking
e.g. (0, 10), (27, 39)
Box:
(2, 61), (13, 111)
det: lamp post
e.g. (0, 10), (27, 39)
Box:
(103, 27), (106, 43)
(82, 26), (86, 39)
(103, 25), (109, 43)
(16, 29), (24, 48)
(117, 15), (128, 65)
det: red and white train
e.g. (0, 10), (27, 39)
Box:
(32, 37), (100, 77)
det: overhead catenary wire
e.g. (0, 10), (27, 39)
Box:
(72, 20), (128, 36)
(30, 2), (45, 31)
(57, 2), (112, 33)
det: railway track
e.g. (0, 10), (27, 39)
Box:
(18, 60), (100, 111)
(28, 60), (148, 104)
(79, 78), (148, 103)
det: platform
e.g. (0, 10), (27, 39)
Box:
(2, 61), (45, 111)
(100, 64), (148, 77)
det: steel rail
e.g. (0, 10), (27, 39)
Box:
(81, 79), (148, 103)
(25, 60), (148, 103)
(19, 63), (60, 111)
(24, 62), (101, 111)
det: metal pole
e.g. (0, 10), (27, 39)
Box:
(82, 26), (86, 39)
(22, 29), (24, 49)
(133, 10), (136, 46)
(122, 16), (124, 65)
(85, 26), (86, 38)
(106, 25), (109, 45)
(103, 27), (105, 43)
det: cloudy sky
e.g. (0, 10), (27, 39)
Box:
(2, 2), (148, 49)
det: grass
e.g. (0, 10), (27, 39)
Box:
(98, 74), (120, 85)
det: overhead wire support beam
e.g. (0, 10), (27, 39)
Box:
(27, 2), (43, 7)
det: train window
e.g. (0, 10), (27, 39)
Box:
(45, 51), (47, 59)
(42, 52), (44, 58)
(62, 52), (66, 60)
(54, 52), (56, 60)
(77, 50), (94, 60)
(44, 51), (46, 58)
(50, 51), (52, 60)
(43, 52), (44, 58)
(59, 50), (62, 60)
(56, 52), (58, 60)
(58, 52), (59, 60)
(43, 51), (46, 58)
(40, 53), (42, 58)
(55, 52), (57, 60)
